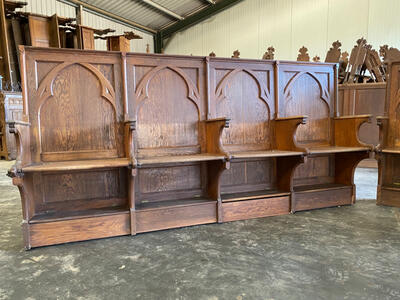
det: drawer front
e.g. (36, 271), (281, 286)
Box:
(294, 187), (353, 212)
(222, 196), (290, 222)
(136, 203), (217, 233)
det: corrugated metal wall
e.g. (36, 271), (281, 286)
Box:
(165, 0), (400, 60)
(17, 0), (154, 53)
(83, 11), (153, 52)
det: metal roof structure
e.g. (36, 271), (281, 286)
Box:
(65, 0), (242, 52)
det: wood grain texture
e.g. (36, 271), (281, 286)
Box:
(27, 213), (130, 248)
(8, 47), (370, 248)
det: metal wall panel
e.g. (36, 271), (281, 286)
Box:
(165, 0), (397, 61)
(83, 10), (154, 52)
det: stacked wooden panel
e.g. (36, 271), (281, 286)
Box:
(0, 90), (22, 159)
(8, 47), (371, 248)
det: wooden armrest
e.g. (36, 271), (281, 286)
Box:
(334, 114), (372, 148)
(376, 116), (389, 151)
(204, 117), (230, 157)
(275, 116), (308, 152)
(124, 120), (137, 167)
(7, 121), (31, 175)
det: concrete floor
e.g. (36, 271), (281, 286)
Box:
(0, 161), (400, 300)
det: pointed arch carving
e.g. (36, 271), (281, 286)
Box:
(135, 65), (201, 117)
(37, 62), (116, 113)
(284, 71), (330, 112)
(215, 68), (272, 118)
(36, 62), (118, 157)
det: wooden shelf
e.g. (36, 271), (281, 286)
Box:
(221, 190), (290, 203)
(294, 183), (350, 193)
(136, 197), (215, 211)
(381, 149), (400, 154)
(22, 158), (130, 172)
(308, 146), (370, 155)
(230, 150), (303, 159)
(381, 184), (400, 191)
(137, 154), (225, 166)
(29, 206), (129, 224)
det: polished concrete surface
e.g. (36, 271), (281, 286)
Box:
(0, 160), (400, 299)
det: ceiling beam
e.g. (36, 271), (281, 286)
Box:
(159, 0), (243, 40)
(64, 0), (157, 34)
(141, 0), (184, 21)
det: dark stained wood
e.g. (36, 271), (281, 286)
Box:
(377, 60), (400, 207)
(0, 90), (23, 159)
(338, 82), (386, 146)
(277, 60), (371, 212)
(9, 47), (370, 248)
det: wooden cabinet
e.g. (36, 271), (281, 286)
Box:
(0, 90), (22, 159)
(377, 62), (400, 207)
(9, 47), (370, 248)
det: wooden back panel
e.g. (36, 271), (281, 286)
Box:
(209, 58), (275, 152)
(127, 54), (206, 158)
(28, 15), (60, 48)
(277, 62), (336, 186)
(385, 62), (400, 149)
(277, 62), (336, 147)
(22, 48), (124, 163)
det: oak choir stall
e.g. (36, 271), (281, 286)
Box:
(8, 46), (371, 248)
(377, 60), (400, 208)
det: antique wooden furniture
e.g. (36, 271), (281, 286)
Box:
(338, 82), (386, 146)
(297, 46), (310, 62)
(277, 61), (372, 212)
(103, 31), (142, 52)
(10, 47), (369, 248)
(376, 61), (400, 207)
(344, 38), (368, 83)
(0, 90), (22, 159)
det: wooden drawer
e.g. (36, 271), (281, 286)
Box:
(136, 202), (217, 233)
(293, 186), (353, 212)
(221, 196), (290, 222)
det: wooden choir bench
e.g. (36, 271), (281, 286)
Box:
(377, 61), (400, 207)
(9, 47), (371, 248)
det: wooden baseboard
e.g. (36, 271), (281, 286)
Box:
(25, 212), (130, 249)
(293, 185), (353, 212)
(221, 196), (290, 222)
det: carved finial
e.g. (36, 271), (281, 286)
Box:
(341, 51), (349, 63)
(161, 48), (164, 54)
(379, 45), (389, 59)
(232, 50), (240, 58)
(146, 44), (150, 53)
(356, 37), (367, 47)
(297, 46), (310, 61)
(325, 40), (342, 62)
(312, 55), (320, 62)
(262, 46), (275, 60)
(209, 51), (216, 57)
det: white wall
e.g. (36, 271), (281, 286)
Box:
(165, 0), (400, 60)
(17, 0), (154, 53)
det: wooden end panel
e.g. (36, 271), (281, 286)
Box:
(293, 187), (352, 212)
(28, 213), (130, 248)
(221, 196), (290, 222)
(378, 188), (400, 207)
(136, 203), (217, 233)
